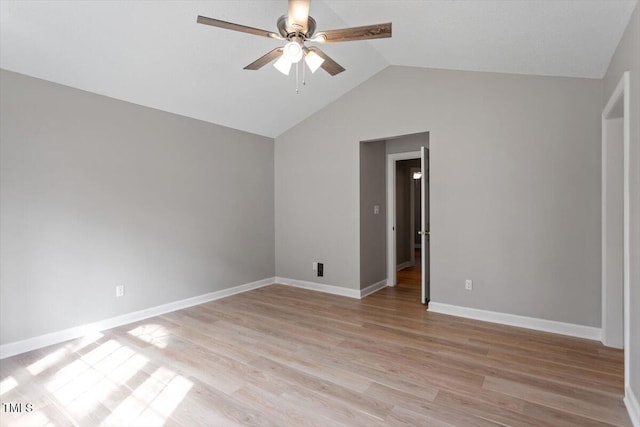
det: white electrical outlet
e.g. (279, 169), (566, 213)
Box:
(373, 205), (380, 215)
(312, 262), (317, 271)
(465, 280), (473, 290)
(115, 285), (125, 297)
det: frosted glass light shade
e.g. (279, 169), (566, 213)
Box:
(304, 51), (325, 73)
(283, 41), (303, 63)
(274, 55), (293, 75)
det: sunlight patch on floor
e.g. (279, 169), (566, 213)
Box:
(80, 339), (121, 365)
(103, 367), (192, 426)
(0, 375), (18, 396)
(146, 369), (193, 417)
(52, 365), (104, 406)
(4, 408), (54, 427)
(15, 330), (197, 426)
(103, 352), (149, 385)
(93, 345), (136, 375)
(127, 324), (171, 349)
(40, 337), (152, 424)
(64, 332), (104, 353)
(46, 358), (92, 392)
(27, 348), (68, 376)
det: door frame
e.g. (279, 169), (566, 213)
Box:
(386, 151), (421, 286)
(420, 146), (429, 304)
(601, 71), (630, 393)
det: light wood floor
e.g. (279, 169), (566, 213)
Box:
(397, 248), (422, 291)
(0, 283), (630, 426)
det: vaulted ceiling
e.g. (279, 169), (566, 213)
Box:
(1, 1), (636, 137)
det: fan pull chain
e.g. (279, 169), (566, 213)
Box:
(302, 60), (306, 86)
(295, 61), (300, 94)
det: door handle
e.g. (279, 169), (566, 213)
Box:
(417, 231), (430, 235)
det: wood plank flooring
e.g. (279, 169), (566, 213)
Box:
(0, 282), (630, 426)
(396, 249), (422, 290)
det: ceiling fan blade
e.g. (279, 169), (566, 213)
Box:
(244, 48), (284, 70)
(197, 15), (282, 39)
(307, 47), (345, 76)
(314, 23), (392, 43)
(288, 0), (310, 32)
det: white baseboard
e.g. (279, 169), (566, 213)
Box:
(626, 386), (640, 427)
(360, 279), (389, 298)
(396, 261), (413, 271)
(428, 302), (602, 341)
(274, 277), (360, 299)
(275, 276), (387, 299)
(0, 277), (276, 359)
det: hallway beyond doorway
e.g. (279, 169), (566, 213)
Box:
(397, 249), (422, 303)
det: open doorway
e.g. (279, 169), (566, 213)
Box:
(394, 159), (424, 296)
(395, 159), (421, 272)
(358, 132), (429, 303)
(601, 72), (630, 395)
(385, 135), (430, 305)
(387, 150), (430, 304)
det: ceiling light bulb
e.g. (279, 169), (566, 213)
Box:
(283, 41), (303, 63)
(289, 0), (310, 28)
(304, 51), (325, 73)
(274, 55), (292, 75)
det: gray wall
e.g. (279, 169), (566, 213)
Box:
(275, 66), (602, 327)
(385, 132), (429, 155)
(603, 117), (624, 348)
(603, 0), (640, 405)
(359, 140), (387, 289)
(0, 70), (275, 344)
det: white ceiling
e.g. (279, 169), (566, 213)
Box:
(1, 0), (636, 137)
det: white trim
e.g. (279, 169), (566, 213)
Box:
(625, 386), (640, 427)
(420, 146), (427, 304)
(396, 261), (413, 271)
(274, 276), (360, 298)
(0, 277), (276, 359)
(601, 72), (631, 391)
(386, 151), (421, 287)
(276, 276), (388, 299)
(428, 302), (602, 341)
(360, 279), (389, 298)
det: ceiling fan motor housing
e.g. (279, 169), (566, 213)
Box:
(277, 15), (316, 39)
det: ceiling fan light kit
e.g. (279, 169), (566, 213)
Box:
(274, 55), (293, 75)
(197, 0), (391, 92)
(283, 40), (304, 63)
(304, 50), (324, 73)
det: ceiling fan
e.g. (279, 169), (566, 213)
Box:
(197, 0), (391, 77)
